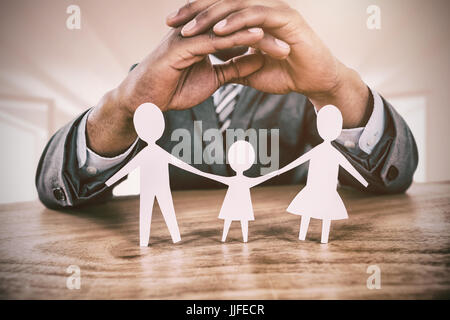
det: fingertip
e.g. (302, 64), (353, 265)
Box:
(181, 19), (197, 37)
(275, 38), (290, 50)
(247, 28), (265, 42)
(214, 27), (264, 40)
(213, 19), (227, 33)
(273, 39), (291, 59)
(166, 10), (177, 19)
(166, 9), (180, 25)
(166, 19), (175, 27)
(248, 27), (263, 35)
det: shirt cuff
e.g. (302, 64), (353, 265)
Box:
(76, 109), (138, 175)
(335, 88), (386, 155)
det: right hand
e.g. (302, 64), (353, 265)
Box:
(115, 26), (266, 113)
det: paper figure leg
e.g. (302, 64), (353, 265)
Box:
(222, 220), (232, 242)
(299, 216), (310, 241)
(156, 188), (181, 244)
(241, 220), (249, 243)
(139, 194), (155, 247)
(321, 219), (331, 244)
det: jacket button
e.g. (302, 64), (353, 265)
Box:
(53, 188), (66, 201)
(387, 166), (399, 181)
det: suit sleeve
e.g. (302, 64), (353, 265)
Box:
(332, 96), (419, 194)
(35, 109), (143, 209)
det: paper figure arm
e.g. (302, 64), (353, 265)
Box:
(105, 152), (143, 187)
(168, 153), (229, 185)
(248, 150), (313, 188)
(276, 149), (314, 177)
(337, 152), (369, 187)
(248, 170), (278, 188)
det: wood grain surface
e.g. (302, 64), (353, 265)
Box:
(0, 183), (449, 299)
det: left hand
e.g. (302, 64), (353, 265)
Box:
(167, 0), (371, 128)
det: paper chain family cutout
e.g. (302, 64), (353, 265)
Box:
(106, 103), (368, 246)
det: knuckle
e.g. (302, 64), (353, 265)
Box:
(229, 37), (239, 48)
(287, 7), (302, 20)
(224, 0), (243, 11)
(182, 1), (195, 12)
(196, 9), (210, 22)
(177, 0), (202, 17)
(275, 0), (291, 9)
(177, 7), (189, 17)
(251, 5), (267, 14)
(224, 0), (237, 6)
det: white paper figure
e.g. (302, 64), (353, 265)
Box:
(105, 103), (216, 246)
(276, 105), (369, 244)
(191, 141), (277, 243)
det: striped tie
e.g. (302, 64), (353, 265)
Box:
(214, 84), (242, 132)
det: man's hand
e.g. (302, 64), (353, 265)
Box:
(117, 27), (267, 112)
(87, 27), (265, 156)
(167, 0), (372, 128)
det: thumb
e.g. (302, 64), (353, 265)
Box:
(213, 53), (264, 87)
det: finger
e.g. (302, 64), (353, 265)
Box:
(214, 52), (264, 86)
(251, 33), (290, 59)
(179, 0), (248, 37)
(166, 0), (219, 27)
(172, 28), (265, 69)
(213, 6), (298, 42)
(178, 1), (290, 38)
(240, 55), (296, 94)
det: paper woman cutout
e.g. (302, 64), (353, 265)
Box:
(105, 103), (220, 246)
(190, 140), (277, 243)
(276, 105), (369, 244)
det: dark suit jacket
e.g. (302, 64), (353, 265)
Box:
(35, 87), (418, 209)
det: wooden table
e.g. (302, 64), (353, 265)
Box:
(0, 183), (449, 299)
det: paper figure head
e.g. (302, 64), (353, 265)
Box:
(228, 140), (256, 173)
(317, 105), (343, 141)
(133, 103), (165, 143)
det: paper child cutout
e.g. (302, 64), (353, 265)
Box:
(276, 105), (369, 244)
(190, 141), (277, 243)
(105, 103), (217, 246)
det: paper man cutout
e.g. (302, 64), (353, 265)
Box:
(276, 105), (369, 244)
(189, 141), (277, 243)
(106, 103), (220, 246)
